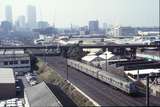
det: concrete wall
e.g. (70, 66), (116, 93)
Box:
(24, 92), (30, 107)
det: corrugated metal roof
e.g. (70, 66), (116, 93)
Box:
(99, 53), (114, 59)
(24, 82), (62, 107)
(82, 55), (98, 62)
(83, 48), (101, 53)
(0, 49), (25, 55)
(87, 52), (96, 56)
(125, 69), (160, 75)
(0, 68), (15, 83)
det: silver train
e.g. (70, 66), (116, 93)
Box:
(67, 59), (137, 94)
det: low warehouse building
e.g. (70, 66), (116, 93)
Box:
(0, 49), (31, 75)
(125, 69), (160, 79)
(81, 55), (104, 66)
(24, 82), (62, 107)
(0, 68), (16, 99)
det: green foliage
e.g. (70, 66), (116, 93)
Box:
(67, 44), (87, 61)
(35, 58), (98, 106)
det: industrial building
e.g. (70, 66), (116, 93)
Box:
(0, 49), (31, 75)
(0, 68), (16, 99)
(125, 69), (160, 79)
(89, 20), (99, 34)
(112, 26), (137, 37)
(24, 82), (62, 107)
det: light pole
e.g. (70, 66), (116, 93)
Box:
(146, 76), (149, 107)
(137, 69), (140, 81)
(66, 50), (68, 80)
(43, 44), (47, 65)
(145, 75), (159, 107)
(105, 53), (107, 72)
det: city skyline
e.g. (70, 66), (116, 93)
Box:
(0, 0), (159, 28)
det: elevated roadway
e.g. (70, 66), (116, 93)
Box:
(0, 44), (159, 50)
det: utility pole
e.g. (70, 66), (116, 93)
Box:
(146, 75), (149, 107)
(43, 44), (46, 64)
(145, 75), (160, 107)
(44, 44), (47, 65)
(66, 50), (68, 80)
(137, 69), (139, 81)
(105, 53), (107, 72)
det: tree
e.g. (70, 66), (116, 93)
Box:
(66, 44), (87, 61)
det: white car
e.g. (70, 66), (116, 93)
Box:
(0, 101), (5, 107)
(30, 80), (37, 86)
(17, 101), (23, 107)
(6, 103), (17, 107)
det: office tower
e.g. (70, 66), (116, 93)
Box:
(5, 5), (13, 23)
(37, 21), (49, 29)
(18, 15), (26, 28)
(80, 26), (89, 35)
(113, 26), (136, 37)
(27, 5), (37, 29)
(89, 20), (99, 34)
(1, 21), (12, 32)
(103, 23), (107, 30)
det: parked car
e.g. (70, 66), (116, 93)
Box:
(25, 72), (38, 86)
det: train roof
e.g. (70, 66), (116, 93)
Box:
(84, 62), (132, 82)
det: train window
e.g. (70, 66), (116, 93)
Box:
(113, 80), (116, 84)
(86, 68), (88, 72)
(156, 91), (160, 96)
(110, 78), (112, 82)
(101, 75), (103, 78)
(150, 89), (153, 93)
(125, 84), (129, 88)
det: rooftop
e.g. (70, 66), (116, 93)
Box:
(125, 69), (160, 75)
(0, 68), (15, 83)
(24, 82), (62, 107)
(82, 55), (103, 62)
(0, 49), (29, 58)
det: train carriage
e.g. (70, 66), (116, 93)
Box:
(67, 59), (137, 94)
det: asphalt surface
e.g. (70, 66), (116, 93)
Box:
(39, 56), (160, 106)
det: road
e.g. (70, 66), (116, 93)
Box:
(40, 56), (160, 106)
(0, 44), (160, 50)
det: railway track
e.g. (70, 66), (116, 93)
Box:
(39, 56), (160, 106)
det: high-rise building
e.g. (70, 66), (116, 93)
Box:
(80, 26), (89, 35)
(1, 21), (12, 33)
(89, 20), (99, 34)
(5, 5), (13, 23)
(27, 5), (37, 29)
(112, 26), (137, 37)
(37, 21), (49, 29)
(18, 16), (26, 28)
(15, 16), (26, 31)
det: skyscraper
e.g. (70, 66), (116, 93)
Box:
(27, 5), (37, 29)
(89, 20), (99, 34)
(15, 15), (26, 30)
(5, 5), (12, 23)
(18, 16), (26, 28)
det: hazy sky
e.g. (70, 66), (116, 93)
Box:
(0, 0), (159, 27)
